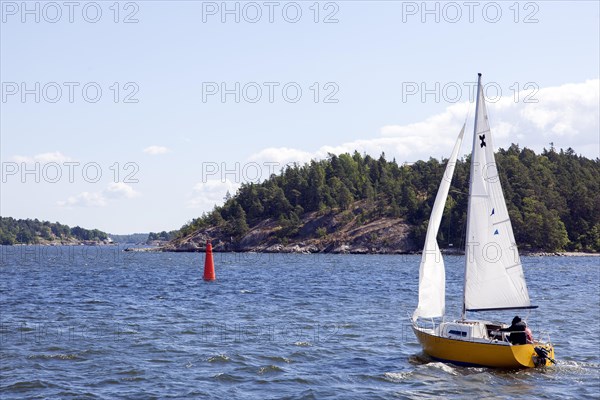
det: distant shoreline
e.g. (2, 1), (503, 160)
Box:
(124, 246), (599, 257)
(2, 243), (597, 256)
(523, 251), (600, 257)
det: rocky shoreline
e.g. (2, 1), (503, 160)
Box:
(149, 246), (598, 256)
(159, 208), (417, 255)
(152, 203), (599, 256)
(8, 240), (114, 246)
(522, 251), (599, 257)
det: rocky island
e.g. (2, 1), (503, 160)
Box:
(162, 147), (600, 254)
(164, 200), (416, 254)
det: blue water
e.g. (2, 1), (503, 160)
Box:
(1, 246), (599, 399)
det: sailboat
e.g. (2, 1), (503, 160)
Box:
(411, 73), (555, 368)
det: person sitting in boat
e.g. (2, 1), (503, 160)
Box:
(499, 316), (527, 345)
(525, 325), (534, 344)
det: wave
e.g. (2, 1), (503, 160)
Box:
(294, 341), (312, 347)
(212, 373), (245, 382)
(258, 365), (285, 374)
(3, 379), (60, 390)
(26, 353), (82, 361)
(207, 354), (231, 363)
(553, 359), (600, 375)
(383, 371), (413, 382)
(260, 355), (292, 364)
(427, 362), (459, 375)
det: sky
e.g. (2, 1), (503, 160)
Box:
(1, 1), (599, 234)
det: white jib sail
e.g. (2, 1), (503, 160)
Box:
(463, 78), (532, 312)
(413, 124), (465, 320)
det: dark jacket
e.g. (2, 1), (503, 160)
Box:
(500, 321), (527, 345)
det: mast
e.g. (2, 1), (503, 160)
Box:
(462, 72), (482, 320)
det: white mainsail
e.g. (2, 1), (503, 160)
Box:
(413, 124), (465, 320)
(463, 75), (533, 312)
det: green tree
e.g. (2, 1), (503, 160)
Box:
(169, 145), (599, 253)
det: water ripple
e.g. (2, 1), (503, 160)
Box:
(0, 249), (598, 398)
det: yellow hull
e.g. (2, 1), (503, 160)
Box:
(413, 326), (555, 368)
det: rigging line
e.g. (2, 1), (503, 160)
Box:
(505, 263), (522, 270)
(464, 98), (472, 128)
(449, 189), (468, 197)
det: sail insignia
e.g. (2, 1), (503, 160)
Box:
(463, 75), (533, 312)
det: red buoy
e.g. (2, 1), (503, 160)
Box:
(203, 241), (216, 281)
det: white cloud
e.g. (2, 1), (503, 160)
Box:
(143, 145), (170, 155)
(250, 134), (463, 168)
(250, 79), (599, 165)
(57, 183), (140, 208)
(57, 192), (107, 207)
(187, 179), (240, 210)
(104, 182), (141, 199)
(380, 101), (470, 138)
(11, 151), (72, 163)
(518, 79), (599, 137)
(180, 80), (598, 213)
(248, 147), (313, 166)
(248, 102), (470, 165)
